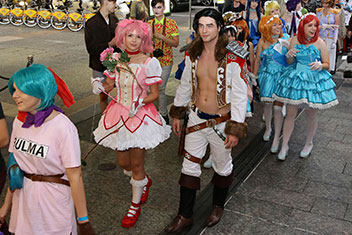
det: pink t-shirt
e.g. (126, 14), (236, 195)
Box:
(8, 113), (81, 235)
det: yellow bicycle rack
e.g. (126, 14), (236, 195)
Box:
(22, 8), (37, 27)
(10, 7), (24, 26)
(37, 9), (52, 29)
(0, 7), (10, 25)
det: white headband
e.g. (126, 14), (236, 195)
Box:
(266, 14), (280, 24)
(298, 12), (316, 24)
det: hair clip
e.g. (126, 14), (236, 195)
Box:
(298, 12), (316, 24)
(264, 0), (278, 11)
(266, 14), (279, 24)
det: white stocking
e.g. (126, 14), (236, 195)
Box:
(302, 108), (318, 152)
(130, 177), (148, 204)
(272, 105), (283, 148)
(263, 103), (273, 137)
(280, 105), (298, 154)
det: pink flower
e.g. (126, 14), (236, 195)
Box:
(100, 47), (114, 62)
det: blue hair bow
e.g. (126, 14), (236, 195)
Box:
(7, 153), (24, 192)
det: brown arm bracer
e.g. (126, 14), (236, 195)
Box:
(224, 120), (248, 139)
(169, 105), (188, 119)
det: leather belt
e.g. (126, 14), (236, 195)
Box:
(186, 113), (231, 134)
(24, 173), (70, 187)
(184, 151), (202, 164)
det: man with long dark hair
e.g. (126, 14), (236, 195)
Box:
(167, 8), (248, 233)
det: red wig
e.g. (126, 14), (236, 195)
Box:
(233, 19), (249, 42)
(297, 14), (319, 45)
(115, 19), (154, 53)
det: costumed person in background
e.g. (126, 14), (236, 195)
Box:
(253, 15), (290, 153)
(223, 0), (246, 14)
(273, 13), (338, 160)
(232, 17), (256, 69)
(264, 0), (289, 34)
(286, 0), (306, 36)
(244, 0), (262, 50)
(334, 0), (346, 54)
(301, 0), (321, 13)
(0, 64), (95, 235)
(92, 19), (171, 228)
(317, 0), (340, 73)
(167, 9), (248, 233)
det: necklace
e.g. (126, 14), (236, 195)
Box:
(125, 50), (140, 55)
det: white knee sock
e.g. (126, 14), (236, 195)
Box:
(280, 105), (298, 154)
(123, 169), (132, 177)
(130, 177), (148, 204)
(302, 109), (318, 152)
(263, 103), (273, 137)
(272, 105), (283, 148)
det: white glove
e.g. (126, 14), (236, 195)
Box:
(91, 77), (105, 95)
(248, 72), (258, 86)
(129, 98), (144, 117)
(309, 60), (322, 71)
(286, 48), (299, 58)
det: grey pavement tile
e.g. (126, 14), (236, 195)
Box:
(343, 163), (352, 176)
(304, 181), (352, 204)
(201, 209), (252, 235)
(342, 134), (352, 144)
(328, 117), (352, 126)
(289, 209), (352, 234)
(321, 110), (352, 120)
(226, 193), (293, 224)
(244, 161), (308, 193)
(344, 204), (352, 222)
(327, 141), (352, 153)
(238, 183), (315, 212)
(311, 198), (348, 220)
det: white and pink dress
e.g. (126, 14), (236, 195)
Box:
(93, 57), (171, 150)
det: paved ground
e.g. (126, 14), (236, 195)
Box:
(1, 9), (352, 235)
(202, 58), (352, 235)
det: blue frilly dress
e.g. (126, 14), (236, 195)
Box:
(257, 39), (289, 102)
(273, 44), (338, 109)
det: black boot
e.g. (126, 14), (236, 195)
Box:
(166, 186), (196, 233)
(205, 185), (229, 227)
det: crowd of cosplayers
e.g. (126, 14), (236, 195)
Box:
(0, 0), (350, 234)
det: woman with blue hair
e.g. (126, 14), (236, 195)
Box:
(0, 64), (95, 235)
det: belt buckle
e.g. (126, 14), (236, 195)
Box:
(206, 119), (216, 128)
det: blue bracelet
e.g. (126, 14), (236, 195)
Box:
(77, 216), (89, 221)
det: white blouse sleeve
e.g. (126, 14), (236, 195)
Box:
(145, 57), (162, 85)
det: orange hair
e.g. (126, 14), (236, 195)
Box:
(232, 19), (249, 41)
(259, 15), (283, 44)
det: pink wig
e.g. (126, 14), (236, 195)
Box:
(115, 19), (154, 53)
(297, 14), (319, 45)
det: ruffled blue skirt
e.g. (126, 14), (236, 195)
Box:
(273, 67), (338, 109)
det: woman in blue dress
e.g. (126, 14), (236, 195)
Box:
(273, 13), (338, 160)
(253, 15), (290, 153)
(244, 0), (261, 49)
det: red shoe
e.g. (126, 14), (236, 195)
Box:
(140, 176), (152, 204)
(121, 202), (141, 228)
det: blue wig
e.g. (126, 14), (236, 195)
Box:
(245, 0), (261, 26)
(8, 64), (57, 110)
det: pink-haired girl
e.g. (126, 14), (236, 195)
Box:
(92, 19), (171, 228)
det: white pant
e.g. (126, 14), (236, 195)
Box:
(324, 37), (337, 72)
(181, 109), (233, 178)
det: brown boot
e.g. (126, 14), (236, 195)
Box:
(166, 215), (193, 233)
(205, 205), (224, 227)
